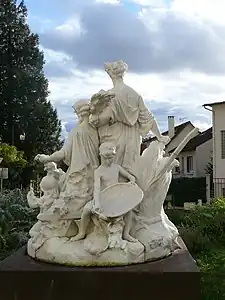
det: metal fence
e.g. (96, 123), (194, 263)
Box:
(213, 178), (225, 198)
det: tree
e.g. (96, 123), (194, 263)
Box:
(0, 0), (62, 186)
(0, 143), (27, 189)
(0, 143), (26, 167)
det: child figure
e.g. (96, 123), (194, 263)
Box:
(71, 142), (137, 242)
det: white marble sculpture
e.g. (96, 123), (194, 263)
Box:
(27, 60), (198, 266)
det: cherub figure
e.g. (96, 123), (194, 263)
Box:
(27, 162), (64, 213)
(71, 142), (137, 242)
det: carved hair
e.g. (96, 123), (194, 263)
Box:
(99, 142), (116, 156)
(104, 60), (128, 78)
(44, 162), (57, 171)
(72, 99), (90, 114)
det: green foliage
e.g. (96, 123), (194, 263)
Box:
(167, 200), (225, 299)
(168, 177), (206, 206)
(197, 248), (225, 300)
(0, 0), (62, 187)
(168, 198), (225, 256)
(0, 143), (27, 167)
(0, 189), (37, 259)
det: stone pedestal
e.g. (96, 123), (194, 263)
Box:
(0, 241), (200, 300)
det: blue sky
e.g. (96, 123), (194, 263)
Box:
(21, 0), (225, 136)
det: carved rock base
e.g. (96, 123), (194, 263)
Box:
(27, 237), (145, 266)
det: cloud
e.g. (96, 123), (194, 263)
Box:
(26, 0), (225, 138)
(47, 66), (214, 134)
(38, 0), (225, 75)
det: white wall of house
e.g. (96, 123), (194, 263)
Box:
(196, 139), (213, 177)
(173, 150), (197, 178)
(212, 104), (225, 179)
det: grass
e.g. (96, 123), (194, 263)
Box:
(167, 207), (225, 300)
(198, 247), (225, 300)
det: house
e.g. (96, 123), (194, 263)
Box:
(142, 116), (212, 178)
(203, 101), (225, 197)
(169, 127), (212, 178)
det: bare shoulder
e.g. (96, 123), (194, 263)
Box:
(114, 163), (121, 171)
(95, 166), (102, 177)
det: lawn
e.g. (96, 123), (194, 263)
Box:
(198, 247), (225, 299)
(167, 203), (225, 300)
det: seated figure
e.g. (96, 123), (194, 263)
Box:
(71, 142), (137, 242)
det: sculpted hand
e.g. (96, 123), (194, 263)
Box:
(173, 159), (180, 168)
(35, 154), (50, 164)
(89, 114), (99, 127)
(157, 135), (170, 145)
(93, 201), (101, 213)
(60, 206), (69, 217)
(129, 175), (136, 184)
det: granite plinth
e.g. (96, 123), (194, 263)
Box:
(0, 241), (200, 300)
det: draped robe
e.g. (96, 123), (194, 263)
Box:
(97, 83), (154, 177)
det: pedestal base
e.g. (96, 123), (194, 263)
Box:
(0, 243), (200, 300)
(28, 236), (145, 266)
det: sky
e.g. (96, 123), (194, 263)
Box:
(23, 0), (225, 138)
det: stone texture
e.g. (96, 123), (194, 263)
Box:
(25, 60), (199, 267)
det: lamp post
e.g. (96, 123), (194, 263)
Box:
(19, 133), (25, 141)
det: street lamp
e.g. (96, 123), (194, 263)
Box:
(20, 133), (25, 141)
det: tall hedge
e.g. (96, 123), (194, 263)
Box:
(168, 177), (206, 206)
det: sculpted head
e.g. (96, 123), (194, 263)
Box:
(44, 162), (57, 172)
(90, 89), (115, 114)
(72, 99), (90, 122)
(99, 142), (116, 166)
(104, 60), (128, 81)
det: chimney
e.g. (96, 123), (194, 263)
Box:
(168, 116), (175, 138)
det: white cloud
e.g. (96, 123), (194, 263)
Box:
(134, 0), (225, 25)
(46, 61), (219, 133)
(192, 120), (211, 132)
(127, 0), (165, 7)
(55, 17), (83, 37)
(95, 0), (120, 3)
(35, 0), (225, 136)
(171, 0), (225, 25)
(41, 47), (72, 63)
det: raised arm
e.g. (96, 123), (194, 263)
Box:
(93, 170), (101, 210)
(118, 165), (135, 182)
(35, 150), (65, 164)
(138, 96), (170, 144)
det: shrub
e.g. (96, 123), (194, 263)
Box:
(167, 198), (225, 256)
(168, 177), (206, 206)
(0, 189), (37, 260)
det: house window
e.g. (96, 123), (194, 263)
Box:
(221, 130), (225, 159)
(223, 188), (225, 197)
(181, 157), (184, 174)
(175, 157), (180, 173)
(187, 156), (193, 173)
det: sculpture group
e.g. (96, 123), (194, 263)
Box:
(27, 61), (198, 266)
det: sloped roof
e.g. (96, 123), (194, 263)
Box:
(169, 127), (212, 153)
(203, 101), (225, 107)
(142, 121), (194, 143)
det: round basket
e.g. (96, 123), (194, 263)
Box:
(100, 183), (143, 218)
